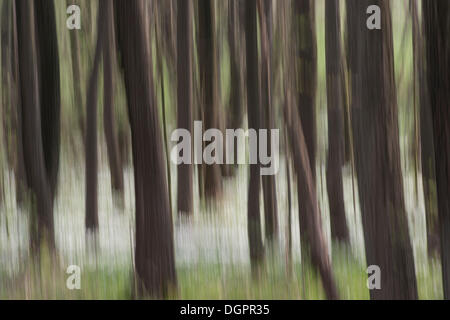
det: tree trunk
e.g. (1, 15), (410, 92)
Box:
(34, 0), (61, 201)
(115, 0), (176, 298)
(197, 0), (222, 199)
(227, 0), (244, 174)
(412, 0), (439, 258)
(423, 0), (450, 299)
(10, 0), (27, 205)
(258, 0), (278, 242)
(1, 0), (11, 205)
(294, 0), (317, 247)
(348, 0), (418, 299)
(284, 88), (339, 300)
(245, 0), (264, 270)
(176, 0), (193, 214)
(85, 2), (105, 231)
(325, 0), (349, 244)
(103, 1), (124, 195)
(68, 0), (85, 144)
(16, 0), (54, 251)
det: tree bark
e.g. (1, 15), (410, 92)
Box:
(227, 0), (244, 173)
(34, 0), (61, 201)
(115, 0), (176, 298)
(197, 0), (222, 199)
(258, 0), (279, 242)
(423, 0), (450, 299)
(348, 0), (418, 299)
(284, 89), (339, 300)
(10, 0), (27, 205)
(325, 0), (349, 244)
(294, 0), (317, 247)
(1, 0), (11, 205)
(176, 0), (193, 214)
(412, 0), (439, 258)
(85, 2), (106, 231)
(16, 0), (54, 251)
(68, 0), (85, 144)
(245, 0), (264, 270)
(103, 0), (124, 195)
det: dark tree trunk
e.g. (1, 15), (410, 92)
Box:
(1, 0), (11, 205)
(258, 0), (278, 242)
(176, 0), (193, 214)
(34, 0), (61, 201)
(197, 0), (222, 199)
(103, 1), (124, 195)
(294, 0), (317, 247)
(16, 0), (54, 251)
(325, 0), (349, 244)
(227, 0), (244, 172)
(114, 0), (176, 298)
(423, 0), (450, 299)
(284, 89), (339, 300)
(348, 0), (418, 299)
(10, 0), (27, 205)
(245, 0), (264, 270)
(85, 2), (106, 231)
(412, 0), (439, 258)
(68, 0), (85, 144)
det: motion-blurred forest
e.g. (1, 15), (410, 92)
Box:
(0, 0), (449, 300)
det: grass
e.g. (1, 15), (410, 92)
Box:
(0, 245), (443, 300)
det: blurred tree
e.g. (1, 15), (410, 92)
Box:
(84, 1), (105, 232)
(423, 0), (450, 300)
(259, 0), (279, 242)
(68, 0), (86, 145)
(197, 0), (222, 199)
(412, 0), (439, 258)
(294, 0), (317, 250)
(115, 0), (176, 297)
(245, 0), (264, 271)
(0, 0), (11, 205)
(103, 0), (124, 197)
(348, 0), (418, 299)
(325, 0), (349, 244)
(227, 0), (244, 171)
(177, 0), (194, 214)
(34, 0), (61, 201)
(284, 77), (339, 300)
(2, 0), (26, 204)
(16, 0), (55, 251)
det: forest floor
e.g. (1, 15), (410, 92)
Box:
(0, 154), (444, 299)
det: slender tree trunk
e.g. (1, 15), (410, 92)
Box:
(423, 0), (450, 299)
(103, 1), (124, 195)
(258, 0), (278, 242)
(34, 0), (61, 201)
(412, 0), (439, 258)
(325, 0), (349, 244)
(16, 0), (54, 251)
(176, 0), (193, 214)
(85, 2), (106, 231)
(295, 0), (317, 247)
(197, 0), (222, 199)
(245, 0), (264, 270)
(0, 0), (11, 205)
(284, 88), (339, 300)
(115, 0), (176, 298)
(155, 11), (173, 217)
(348, 0), (418, 299)
(10, 0), (26, 205)
(68, 0), (85, 144)
(227, 0), (244, 172)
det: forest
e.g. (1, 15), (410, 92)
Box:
(0, 0), (449, 300)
